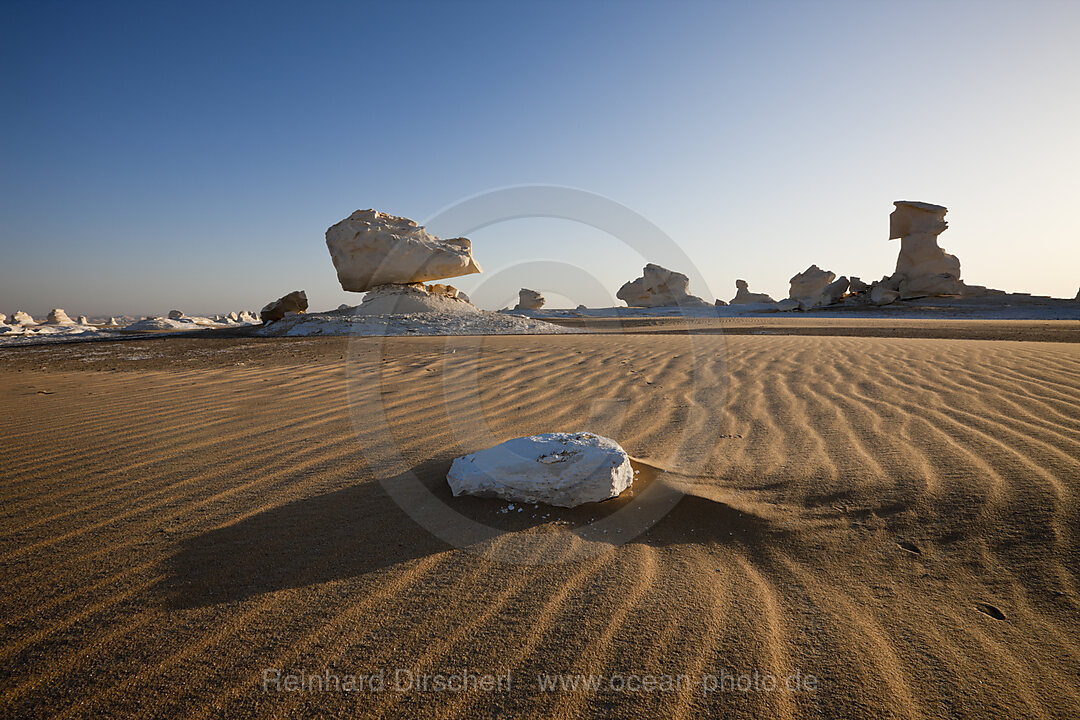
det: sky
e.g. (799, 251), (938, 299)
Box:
(2, 0), (1078, 316)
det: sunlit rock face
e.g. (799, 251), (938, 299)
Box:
(514, 288), (545, 311)
(616, 264), (710, 308)
(729, 279), (775, 305)
(326, 209), (482, 293)
(260, 290), (308, 323)
(45, 308), (76, 325)
(888, 201), (965, 299)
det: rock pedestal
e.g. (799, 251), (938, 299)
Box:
(514, 288), (545, 311)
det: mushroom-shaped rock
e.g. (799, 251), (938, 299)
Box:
(616, 264), (710, 308)
(447, 432), (634, 508)
(45, 308), (76, 325)
(260, 290), (307, 323)
(889, 201), (965, 298)
(326, 209), (482, 292)
(514, 288), (545, 311)
(729, 280), (775, 305)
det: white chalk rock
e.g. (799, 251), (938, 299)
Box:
(889, 201), (965, 299)
(167, 309), (185, 320)
(617, 264), (710, 308)
(354, 283), (479, 315)
(789, 265), (836, 305)
(0, 313), (6, 324)
(447, 432), (633, 508)
(729, 279), (775, 305)
(514, 288), (545, 311)
(11, 310), (35, 325)
(45, 308), (76, 325)
(326, 209), (482, 292)
(870, 283), (900, 305)
(77, 315), (91, 326)
(775, 298), (800, 312)
(106, 317), (120, 326)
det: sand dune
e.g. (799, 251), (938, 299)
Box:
(1, 329), (1078, 718)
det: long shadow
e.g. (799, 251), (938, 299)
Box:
(160, 459), (458, 609)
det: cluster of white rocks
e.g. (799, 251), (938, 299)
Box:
(596, 200), (1025, 313)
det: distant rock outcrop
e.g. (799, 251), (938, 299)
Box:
(260, 290), (307, 323)
(888, 201), (964, 298)
(787, 265), (851, 309)
(77, 315), (91, 325)
(514, 288), (545, 311)
(45, 308), (76, 325)
(729, 280), (775, 305)
(11, 311), (34, 325)
(617, 264), (710, 308)
(168, 309), (185, 320)
(325, 209), (482, 293)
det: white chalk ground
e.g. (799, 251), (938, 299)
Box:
(255, 310), (577, 337)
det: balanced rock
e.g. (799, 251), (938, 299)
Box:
(446, 432), (633, 508)
(326, 209), (481, 292)
(11, 311), (34, 325)
(514, 288), (545, 311)
(730, 279), (775, 305)
(889, 201), (964, 298)
(617, 264), (710, 308)
(260, 290), (307, 323)
(45, 308), (76, 325)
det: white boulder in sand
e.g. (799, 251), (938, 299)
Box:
(326, 209), (482, 292)
(729, 279), (775, 305)
(888, 201), (965, 299)
(45, 308), (76, 325)
(514, 288), (545, 311)
(617, 264), (710, 308)
(260, 290), (307, 323)
(447, 432), (634, 508)
(355, 283), (479, 315)
(849, 277), (870, 294)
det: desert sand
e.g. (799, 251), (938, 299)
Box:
(1, 320), (1079, 718)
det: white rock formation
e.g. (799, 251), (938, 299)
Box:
(167, 309), (185, 320)
(77, 315), (91, 325)
(354, 283), (479, 315)
(227, 311), (240, 322)
(326, 209), (482, 292)
(446, 432), (633, 508)
(729, 280), (775, 305)
(788, 265), (837, 308)
(45, 308), (76, 325)
(106, 317), (120, 326)
(260, 290), (307, 323)
(617, 264), (710, 308)
(514, 288), (545, 311)
(888, 201), (965, 299)
(714, 298), (728, 306)
(239, 311), (260, 323)
(11, 311), (34, 325)
(0, 313), (6, 324)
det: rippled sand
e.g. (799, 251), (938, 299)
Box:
(1, 324), (1078, 718)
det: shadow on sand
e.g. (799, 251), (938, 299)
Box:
(161, 458), (786, 609)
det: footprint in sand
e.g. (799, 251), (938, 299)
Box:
(975, 602), (1006, 620)
(897, 541), (922, 555)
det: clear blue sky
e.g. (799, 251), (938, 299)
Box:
(2, 0), (1078, 316)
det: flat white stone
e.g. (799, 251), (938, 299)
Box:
(447, 432), (633, 508)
